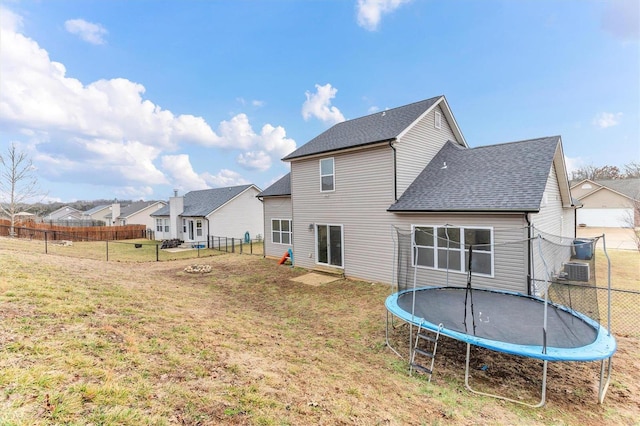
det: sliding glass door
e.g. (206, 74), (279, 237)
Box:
(316, 224), (343, 268)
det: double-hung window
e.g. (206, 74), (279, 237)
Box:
(272, 219), (292, 245)
(196, 220), (203, 237)
(413, 225), (493, 276)
(156, 219), (163, 232)
(320, 158), (334, 192)
(163, 219), (170, 233)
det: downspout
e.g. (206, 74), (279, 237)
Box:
(205, 217), (210, 248)
(525, 213), (533, 295)
(389, 140), (398, 201)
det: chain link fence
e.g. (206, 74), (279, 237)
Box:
(0, 232), (264, 262)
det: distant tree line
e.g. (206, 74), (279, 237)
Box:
(32, 199), (134, 217)
(571, 161), (640, 181)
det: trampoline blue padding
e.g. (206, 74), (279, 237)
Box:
(386, 286), (616, 362)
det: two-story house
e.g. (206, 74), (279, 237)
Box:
(259, 96), (576, 294)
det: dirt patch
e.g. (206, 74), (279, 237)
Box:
(290, 272), (341, 286)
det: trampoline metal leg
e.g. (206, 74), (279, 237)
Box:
(385, 310), (404, 359)
(464, 343), (547, 408)
(598, 356), (613, 404)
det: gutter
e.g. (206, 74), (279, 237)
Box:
(389, 140), (397, 201)
(525, 213), (533, 296)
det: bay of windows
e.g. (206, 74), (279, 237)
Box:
(412, 225), (493, 276)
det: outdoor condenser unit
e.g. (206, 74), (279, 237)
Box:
(563, 262), (590, 282)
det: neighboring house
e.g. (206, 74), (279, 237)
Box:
(105, 201), (167, 229)
(82, 204), (111, 224)
(152, 185), (263, 244)
(43, 206), (83, 222)
(259, 96), (577, 294)
(571, 179), (640, 228)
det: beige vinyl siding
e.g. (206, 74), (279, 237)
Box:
(571, 181), (599, 199)
(207, 187), (264, 239)
(530, 165), (574, 293)
(290, 145), (396, 279)
(125, 203), (166, 231)
(395, 105), (461, 197)
(291, 145), (530, 293)
(393, 214), (529, 293)
(263, 197), (293, 258)
(580, 189), (633, 209)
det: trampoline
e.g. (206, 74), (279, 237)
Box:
(386, 228), (617, 407)
(386, 287), (616, 362)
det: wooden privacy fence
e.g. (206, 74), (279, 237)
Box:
(0, 219), (147, 241)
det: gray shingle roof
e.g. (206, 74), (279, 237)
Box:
(83, 205), (109, 215)
(282, 96), (443, 160)
(152, 185), (257, 217)
(119, 201), (165, 218)
(257, 173), (291, 197)
(593, 178), (640, 200)
(388, 136), (561, 212)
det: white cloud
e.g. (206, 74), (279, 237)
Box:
(204, 169), (250, 187)
(601, 0), (639, 42)
(302, 83), (345, 125)
(592, 112), (623, 129)
(356, 0), (412, 31)
(237, 150), (271, 171)
(367, 105), (380, 113)
(0, 6), (22, 32)
(161, 154), (210, 191)
(252, 100), (265, 107)
(0, 8), (296, 198)
(64, 18), (108, 45)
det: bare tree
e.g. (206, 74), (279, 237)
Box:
(623, 161), (640, 179)
(571, 164), (622, 181)
(0, 143), (45, 236)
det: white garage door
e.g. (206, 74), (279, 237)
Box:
(576, 208), (633, 227)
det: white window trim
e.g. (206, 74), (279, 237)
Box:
(319, 157), (335, 192)
(315, 223), (344, 269)
(411, 225), (494, 278)
(271, 218), (292, 245)
(434, 111), (442, 129)
(156, 218), (163, 232)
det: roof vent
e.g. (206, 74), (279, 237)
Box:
(381, 111), (386, 117)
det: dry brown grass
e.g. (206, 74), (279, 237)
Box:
(0, 245), (638, 425)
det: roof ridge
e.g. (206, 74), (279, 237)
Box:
(347, 95), (443, 122)
(468, 135), (560, 150)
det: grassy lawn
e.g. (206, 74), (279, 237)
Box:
(0, 245), (638, 425)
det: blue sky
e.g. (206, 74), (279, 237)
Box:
(1, 0), (638, 203)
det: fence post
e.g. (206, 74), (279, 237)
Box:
(156, 244), (159, 262)
(250, 239), (253, 255)
(45, 231), (48, 254)
(240, 238), (243, 254)
(232, 238), (235, 253)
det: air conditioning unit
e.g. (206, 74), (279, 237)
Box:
(563, 262), (590, 282)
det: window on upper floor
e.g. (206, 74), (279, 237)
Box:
(435, 111), (442, 129)
(320, 158), (335, 192)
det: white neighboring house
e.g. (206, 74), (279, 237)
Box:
(151, 185), (264, 244)
(82, 204), (111, 225)
(43, 206), (83, 222)
(105, 201), (167, 229)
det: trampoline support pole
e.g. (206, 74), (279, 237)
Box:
(464, 343), (548, 408)
(385, 310), (404, 359)
(598, 356), (613, 404)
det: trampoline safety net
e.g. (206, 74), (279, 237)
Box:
(392, 226), (603, 330)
